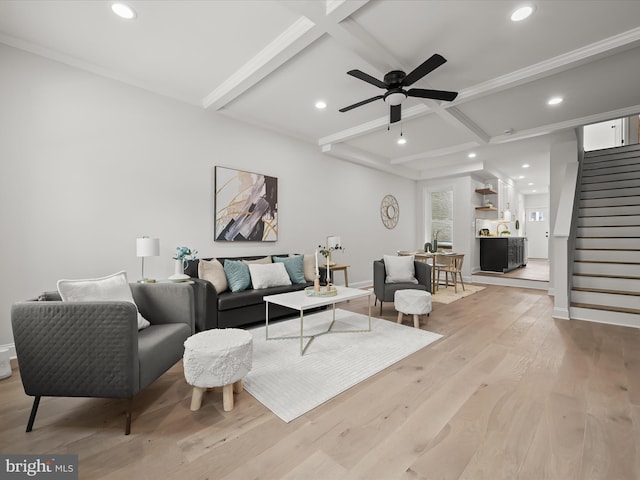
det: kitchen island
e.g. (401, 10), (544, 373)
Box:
(479, 237), (526, 273)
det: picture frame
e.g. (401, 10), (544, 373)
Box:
(214, 166), (278, 242)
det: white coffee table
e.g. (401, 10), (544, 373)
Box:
(263, 286), (372, 355)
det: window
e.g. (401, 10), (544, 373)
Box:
(528, 211), (545, 222)
(430, 191), (453, 243)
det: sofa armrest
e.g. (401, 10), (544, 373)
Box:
(130, 283), (194, 333)
(11, 301), (140, 397)
(373, 260), (386, 300)
(189, 278), (218, 331)
(414, 261), (432, 292)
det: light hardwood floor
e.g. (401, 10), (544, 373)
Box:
(2, 285), (640, 479)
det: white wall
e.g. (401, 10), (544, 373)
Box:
(0, 44), (416, 349)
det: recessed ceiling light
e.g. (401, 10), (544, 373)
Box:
(468, 152), (476, 158)
(315, 101), (327, 110)
(111, 3), (137, 19)
(511, 5), (534, 22)
(397, 137), (407, 145)
(532, 189), (537, 192)
(518, 175), (525, 179)
(528, 182), (534, 186)
(522, 164), (530, 168)
(548, 96), (563, 106)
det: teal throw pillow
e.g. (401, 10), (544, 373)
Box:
(274, 255), (306, 284)
(224, 260), (251, 292)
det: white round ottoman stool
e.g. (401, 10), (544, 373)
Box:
(394, 289), (432, 329)
(183, 328), (253, 412)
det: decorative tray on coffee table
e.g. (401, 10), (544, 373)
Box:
(305, 286), (338, 297)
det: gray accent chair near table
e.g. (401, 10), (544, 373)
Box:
(373, 259), (431, 314)
(11, 282), (194, 435)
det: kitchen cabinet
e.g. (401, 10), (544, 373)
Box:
(480, 237), (526, 273)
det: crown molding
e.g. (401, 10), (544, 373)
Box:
(459, 26), (640, 102)
(0, 33), (200, 106)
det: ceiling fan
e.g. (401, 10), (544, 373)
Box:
(339, 54), (458, 124)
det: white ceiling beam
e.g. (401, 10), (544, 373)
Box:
(415, 160), (485, 181)
(202, 1), (373, 108)
(322, 143), (416, 179)
(202, 16), (320, 110)
(391, 141), (480, 165)
(318, 104), (430, 145)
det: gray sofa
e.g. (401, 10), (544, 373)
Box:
(11, 282), (194, 435)
(185, 254), (327, 330)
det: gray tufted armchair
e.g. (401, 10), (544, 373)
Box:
(373, 259), (431, 314)
(11, 282), (194, 435)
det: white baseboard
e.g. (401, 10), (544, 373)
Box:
(552, 307), (570, 320)
(0, 343), (16, 359)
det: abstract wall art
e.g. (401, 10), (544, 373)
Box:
(214, 166), (278, 242)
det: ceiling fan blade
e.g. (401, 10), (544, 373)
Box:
(390, 104), (401, 123)
(402, 54), (447, 86)
(346, 69), (387, 89)
(339, 95), (384, 112)
(407, 88), (458, 102)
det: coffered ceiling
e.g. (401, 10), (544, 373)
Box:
(3, 0), (640, 194)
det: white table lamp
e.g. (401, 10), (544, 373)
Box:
(326, 235), (341, 265)
(136, 237), (160, 282)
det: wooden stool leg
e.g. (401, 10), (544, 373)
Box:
(396, 311), (404, 324)
(190, 386), (206, 411)
(233, 380), (243, 394)
(223, 384), (234, 411)
(413, 314), (420, 329)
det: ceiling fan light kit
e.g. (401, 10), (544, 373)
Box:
(339, 54), (458, 125)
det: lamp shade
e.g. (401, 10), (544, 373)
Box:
(327, 236), (341, 249)
(136, 237), (159, 257)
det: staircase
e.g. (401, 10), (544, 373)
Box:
(571, 143), (640, 327)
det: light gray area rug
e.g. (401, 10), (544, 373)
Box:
(243, 309), (442, 423)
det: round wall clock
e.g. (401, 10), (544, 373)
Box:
(380, 194), (399, 229)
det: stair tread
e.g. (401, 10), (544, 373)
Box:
(574, 260), (640, 265)
(570, 302), (640, 316)
(573, 273), (640, 279)
(572, 286), (640, 296)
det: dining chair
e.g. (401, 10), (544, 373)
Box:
(435, 253), (465, 293)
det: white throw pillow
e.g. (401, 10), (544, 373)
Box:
(383, 255), (418, 284)
(57, 271), (150, 330)
(248, 263), (292, 289)
(198, 258), (228, 293)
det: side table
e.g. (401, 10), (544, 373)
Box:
(323, 264), (350, 287)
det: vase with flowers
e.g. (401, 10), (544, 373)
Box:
(318, 241), (344, 289)
(169, 246), (198, 281)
